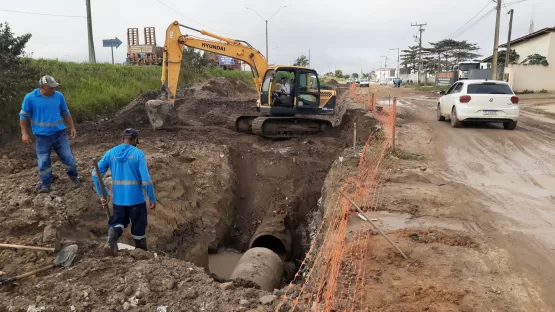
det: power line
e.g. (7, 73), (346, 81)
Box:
(444, 0), (493, 39)
(0, 8), (85, 18)
(452, 8), (496, 39)
(154, 0), (241, 38)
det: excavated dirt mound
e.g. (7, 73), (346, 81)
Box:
(325, 79), (339, 86)
(113, 78), (258, 130)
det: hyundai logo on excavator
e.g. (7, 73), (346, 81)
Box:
(201, 43), (225, 51)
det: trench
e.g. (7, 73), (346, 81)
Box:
(202, 108), (378, 289)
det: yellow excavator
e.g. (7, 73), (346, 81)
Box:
(161, 21), (337, 138)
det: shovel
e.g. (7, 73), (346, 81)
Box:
(0, 244), (78, 286)
(0, 233), (62, 253)
(92, 159), (112, 219)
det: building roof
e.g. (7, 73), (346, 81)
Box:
(499, 27), (555, 48)
(482, 27), (555, 62)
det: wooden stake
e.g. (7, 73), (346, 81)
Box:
(353, 122), (357, 151)
(392, 97), (397, 151)
(339, 191), (409, 259)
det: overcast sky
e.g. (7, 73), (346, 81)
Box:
(1, 0), (554, 75)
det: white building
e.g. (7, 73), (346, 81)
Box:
(375, 68), (399, 82)
(484, 27), (555, 91)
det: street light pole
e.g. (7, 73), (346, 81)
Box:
(390, 48), (400, 78)
(245, 5), (287, 63)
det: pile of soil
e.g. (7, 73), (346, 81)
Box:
(325, 79), (339, 86)
(113, 78), (258, 130)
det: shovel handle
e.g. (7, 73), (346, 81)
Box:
(0, 244), (54, 252)
(0, 265), (55, 286)
(93, 159), (112, 219)
(14, 264), (55, 280)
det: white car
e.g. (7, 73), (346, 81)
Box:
(379, 79), (388, 85)
(437, 79), (519, 130)
(358, 78), (370, 87)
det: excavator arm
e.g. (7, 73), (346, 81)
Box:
(161, 21), (268, 103)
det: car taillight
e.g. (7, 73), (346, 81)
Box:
(459, 95), (471, 103)
(511, 96), (519, 104)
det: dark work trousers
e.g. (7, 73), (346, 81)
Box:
(108, 202), (148, 239)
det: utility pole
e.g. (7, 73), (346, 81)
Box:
(246, 6), (287, 63)
(505, 9), (514, 68)
(380, 56), (388, 68)
(492, 0), (502, 80)
(411, 22), (427, 84)
(390, 48), (400, 78)
(86, 0), (96, 63)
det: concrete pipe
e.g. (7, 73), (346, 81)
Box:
(249, 215), (292, 260)
(229, 247), (283, 291)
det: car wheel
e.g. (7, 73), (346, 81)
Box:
(503, 120), (517, 130)
(451, 107), (463, 128)
(437, 104), (445, 121)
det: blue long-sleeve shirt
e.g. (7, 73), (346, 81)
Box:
(92, 144), (156, 206)
(19, 89), (70, 136)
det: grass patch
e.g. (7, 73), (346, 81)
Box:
(31, 59), (161, 122)
(202, 67), (254, 88)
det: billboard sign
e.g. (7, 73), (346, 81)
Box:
(219, 56), (235, 66)
(436, 72), (454, 86)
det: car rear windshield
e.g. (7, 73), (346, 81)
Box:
(467, 83), (513, 94)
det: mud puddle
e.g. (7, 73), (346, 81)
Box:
(208, 249), (243, 279)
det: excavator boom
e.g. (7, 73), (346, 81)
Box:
(162, 21), (267, 102)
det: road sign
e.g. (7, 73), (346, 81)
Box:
(102, 37), (123, 64)
(102, 38), (122, 49)
(219, 56), (235, 66)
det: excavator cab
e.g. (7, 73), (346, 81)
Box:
(259, 66), (331, 116)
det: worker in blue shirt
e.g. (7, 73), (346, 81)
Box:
(19, 75), (80, 193)
(92, 129), (156, 256)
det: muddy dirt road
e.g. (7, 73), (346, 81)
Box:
(382, 85), (555, 310)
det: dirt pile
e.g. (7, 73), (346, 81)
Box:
(112, 78), (258, 130)
(1, 245), (291, 312)
(325, 79), (339, 86)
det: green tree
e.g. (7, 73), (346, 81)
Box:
(343, 74), (350, 79)
(400, 45), (419, 73)
(293, 55), (309, 67)
(334, 69), (343, 78)
(0, 22), (39, 142)
(351, 73), (359, 79)
(521, 53), (549, 66)
(498, 49), (519, 66)
(424, 39), (481, 73)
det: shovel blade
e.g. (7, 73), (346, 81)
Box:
(54, 244), (78, 267)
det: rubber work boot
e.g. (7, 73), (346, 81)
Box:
(133, 238), (148, 251)
(39, 185), (51, 193)
(70, 176), (81, 189)
(104, 227), (122, 256)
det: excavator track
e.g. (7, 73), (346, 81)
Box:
(227, 114), (259, 133)
(251, 117), (331, 139)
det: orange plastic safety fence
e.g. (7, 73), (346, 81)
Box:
(275, 83), (398, 312)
